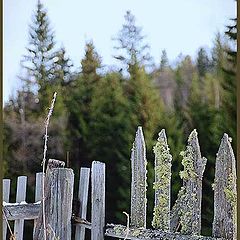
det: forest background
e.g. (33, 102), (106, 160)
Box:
(3, 1), (237, 238)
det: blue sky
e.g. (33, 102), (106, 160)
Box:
(4, 0), (236, 103)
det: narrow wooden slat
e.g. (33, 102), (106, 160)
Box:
(212, 134), (237, 239)
(152, 129), (172, 231)
(130, 126), (147, 228)
(75, 167), (90, 240)
(3, 179), (11, 240)
(34, 159), (74, 240)
(170, 129), (207, 235)
(91, 161), (105, 240)
(14, 176), (27, 240)
(33, 172), (44, 237)
(3, 203), (40, 220)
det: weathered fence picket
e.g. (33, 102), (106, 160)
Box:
(14, 176), (27, 240)
(34, 159), (74, 240)
(91, 161), (105, 240)
(170, 129), (207, 235)
(131, 126), (147, 228)
(75, 167), (90, 240)
(212, 133), (237, 239)
(152, 129), (172, 231)
(2, 126), (237, 240)
(3, 179), (10, 240)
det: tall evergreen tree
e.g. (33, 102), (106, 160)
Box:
(196, 47), (210, 77)
(67, 41), (101, 168)
(20, 0), (56, 111)
(113, 10), (152, 71)
(88, 72), (133, 223)
(159, 49), (169, 71)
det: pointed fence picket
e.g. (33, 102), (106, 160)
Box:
(2, 126), (237, 240)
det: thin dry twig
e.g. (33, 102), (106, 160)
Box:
(2, 208), (16, 240)
(41, 92), (57, 240)
(123, 211), (130, 240)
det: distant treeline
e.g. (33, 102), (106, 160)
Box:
(3, 2), (236, 237)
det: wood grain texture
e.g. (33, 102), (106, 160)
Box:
(34, 159), (74, 240)
(75, 167), (90, 240)
(131, 126), (147, 228)
(212, 134), (237, 239)
(91, 161), (105, 240)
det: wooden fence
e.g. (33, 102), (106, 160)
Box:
(2, 127), (237, 240)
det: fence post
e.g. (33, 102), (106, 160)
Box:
(170, 129), (207, 235)
(75, 167), (90, 240)
(212, 134), (237, 239)
(14, 176), (27, 240)
(130, 126), (147, 228)
(91, 161), (105, 240)
(34, 159), (74, 240)
(152, 129), (172, 231)
(3, 179), (11, 240)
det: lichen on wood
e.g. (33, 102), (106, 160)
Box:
(170, 129), (207, 235)
(130, 126), (147, 228)
(152, 129), (172, 231)
(212, 133), (237, 239)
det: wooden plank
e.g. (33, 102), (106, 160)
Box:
(33, 172), (44, 237)
(130, 126), (147, 228)
(91, 161), (105, 240)
(3, 203), (40, 220)
(14, 176), (27, 240)
(75, 167), (90, 240)
(170, 130), (207, 235)
(105, 224), (216, 240)
(212, 134), (237, 239)
(34, 159), (74, 240)
(152, 129), (172, 231)
(3, 179), (11, 240)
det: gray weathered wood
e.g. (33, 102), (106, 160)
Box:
(170, 130), (207, 235)
(75, 167), (90, 240)
(34, 159), (74, 240)
(14, 176), (27, 240)
(212, 133), (237, 239)
(152, 129), (172, 231)
(3, 179), (11, 240)
(33, 172), (44, 237)
(131, 126), (147, 228)
(105, 224), (217, 240)
(91, 161), (105, 240)
(3, 203), (40, 220)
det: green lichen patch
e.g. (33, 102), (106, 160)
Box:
(152, 130), (172, 231)
(224, 172), (237, 207)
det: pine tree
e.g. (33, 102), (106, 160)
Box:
(159, 49), (169, 71)
(67, 41), (101, 168)
(20, 0), (56, 111)
(88, 72), (133, 223)
(196, 47), (210, 77)
(221, 18), (237, 151)
(113, 10), (152, 71)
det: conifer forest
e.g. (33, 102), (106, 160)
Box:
(3, 2), (236, 238)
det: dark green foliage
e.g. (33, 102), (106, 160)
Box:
(88, 72), (133, 222)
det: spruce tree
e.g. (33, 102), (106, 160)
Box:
(88, 72), (133, 223)
(159, 49), (169, 71)
(20, 0), (56, 111)
(196, 47), (210, 77)
(67, 41), (101, 168)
